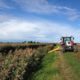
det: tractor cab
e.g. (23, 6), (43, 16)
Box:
(61, 37), (74, 46)
(60, 36), (77, 52)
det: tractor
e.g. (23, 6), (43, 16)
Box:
(60, 36), (78, 52)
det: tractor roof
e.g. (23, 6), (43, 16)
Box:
(61, 36), (73, 38)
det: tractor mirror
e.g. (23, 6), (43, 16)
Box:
(71, 36), (74, 40)
(72, 37), (74, 40)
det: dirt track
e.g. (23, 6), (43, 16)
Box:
(57, 51), (79, 80)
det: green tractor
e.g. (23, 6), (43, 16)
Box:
(60, 36), (78, 52)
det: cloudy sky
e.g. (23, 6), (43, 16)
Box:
(0, 0), (80, 42)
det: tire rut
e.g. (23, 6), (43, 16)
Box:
(57, 51), (78, 80)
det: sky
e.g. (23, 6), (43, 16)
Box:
(0, 0), (80, 42)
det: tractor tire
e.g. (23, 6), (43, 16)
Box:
(74, 45), (78, 52)
(62, 47), (66, 53)
(71, 47), (74, 52)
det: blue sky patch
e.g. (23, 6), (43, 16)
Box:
(0, 0), (80, 42)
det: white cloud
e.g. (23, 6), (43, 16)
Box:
(0, 0), (11, 9)
(13, 0), (59, 14)
(0, 0), (80, 21)
(0, 14), (13, 22)
(13, 0), (80, 20)
(63, 7), (80, 20)
(0, 18), (80, 42)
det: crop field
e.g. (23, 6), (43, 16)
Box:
(0, 43), (54, 80)
(0, 43), (80, 80)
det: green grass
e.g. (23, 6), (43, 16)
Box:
(31, 51), (80, 80)
(31, 52), (63, 80)
(64, 53), (80, 79)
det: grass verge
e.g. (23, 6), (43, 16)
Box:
(31, 52), (63, 80)
(64, 53), (80, 79)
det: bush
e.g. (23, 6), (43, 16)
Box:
(0, 45), (50, 80)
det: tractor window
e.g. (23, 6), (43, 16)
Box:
(64, 37), (71, 42)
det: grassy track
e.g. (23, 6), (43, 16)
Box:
(58, 52), (79, 80)
(31, 50), (80, 80)
(64, 53), (80, 79)
(32, 52), (64, 80)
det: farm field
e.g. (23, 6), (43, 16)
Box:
(0, 43), (54, 80)
(31, 51), (80, 80)
(0, 43), (80, 80)
(0, 0), (80, 80)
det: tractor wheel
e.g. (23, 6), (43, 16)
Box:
(74, 45), (78, 52)
(62, 47), (66, 53)
(71, 47), (74, 52)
